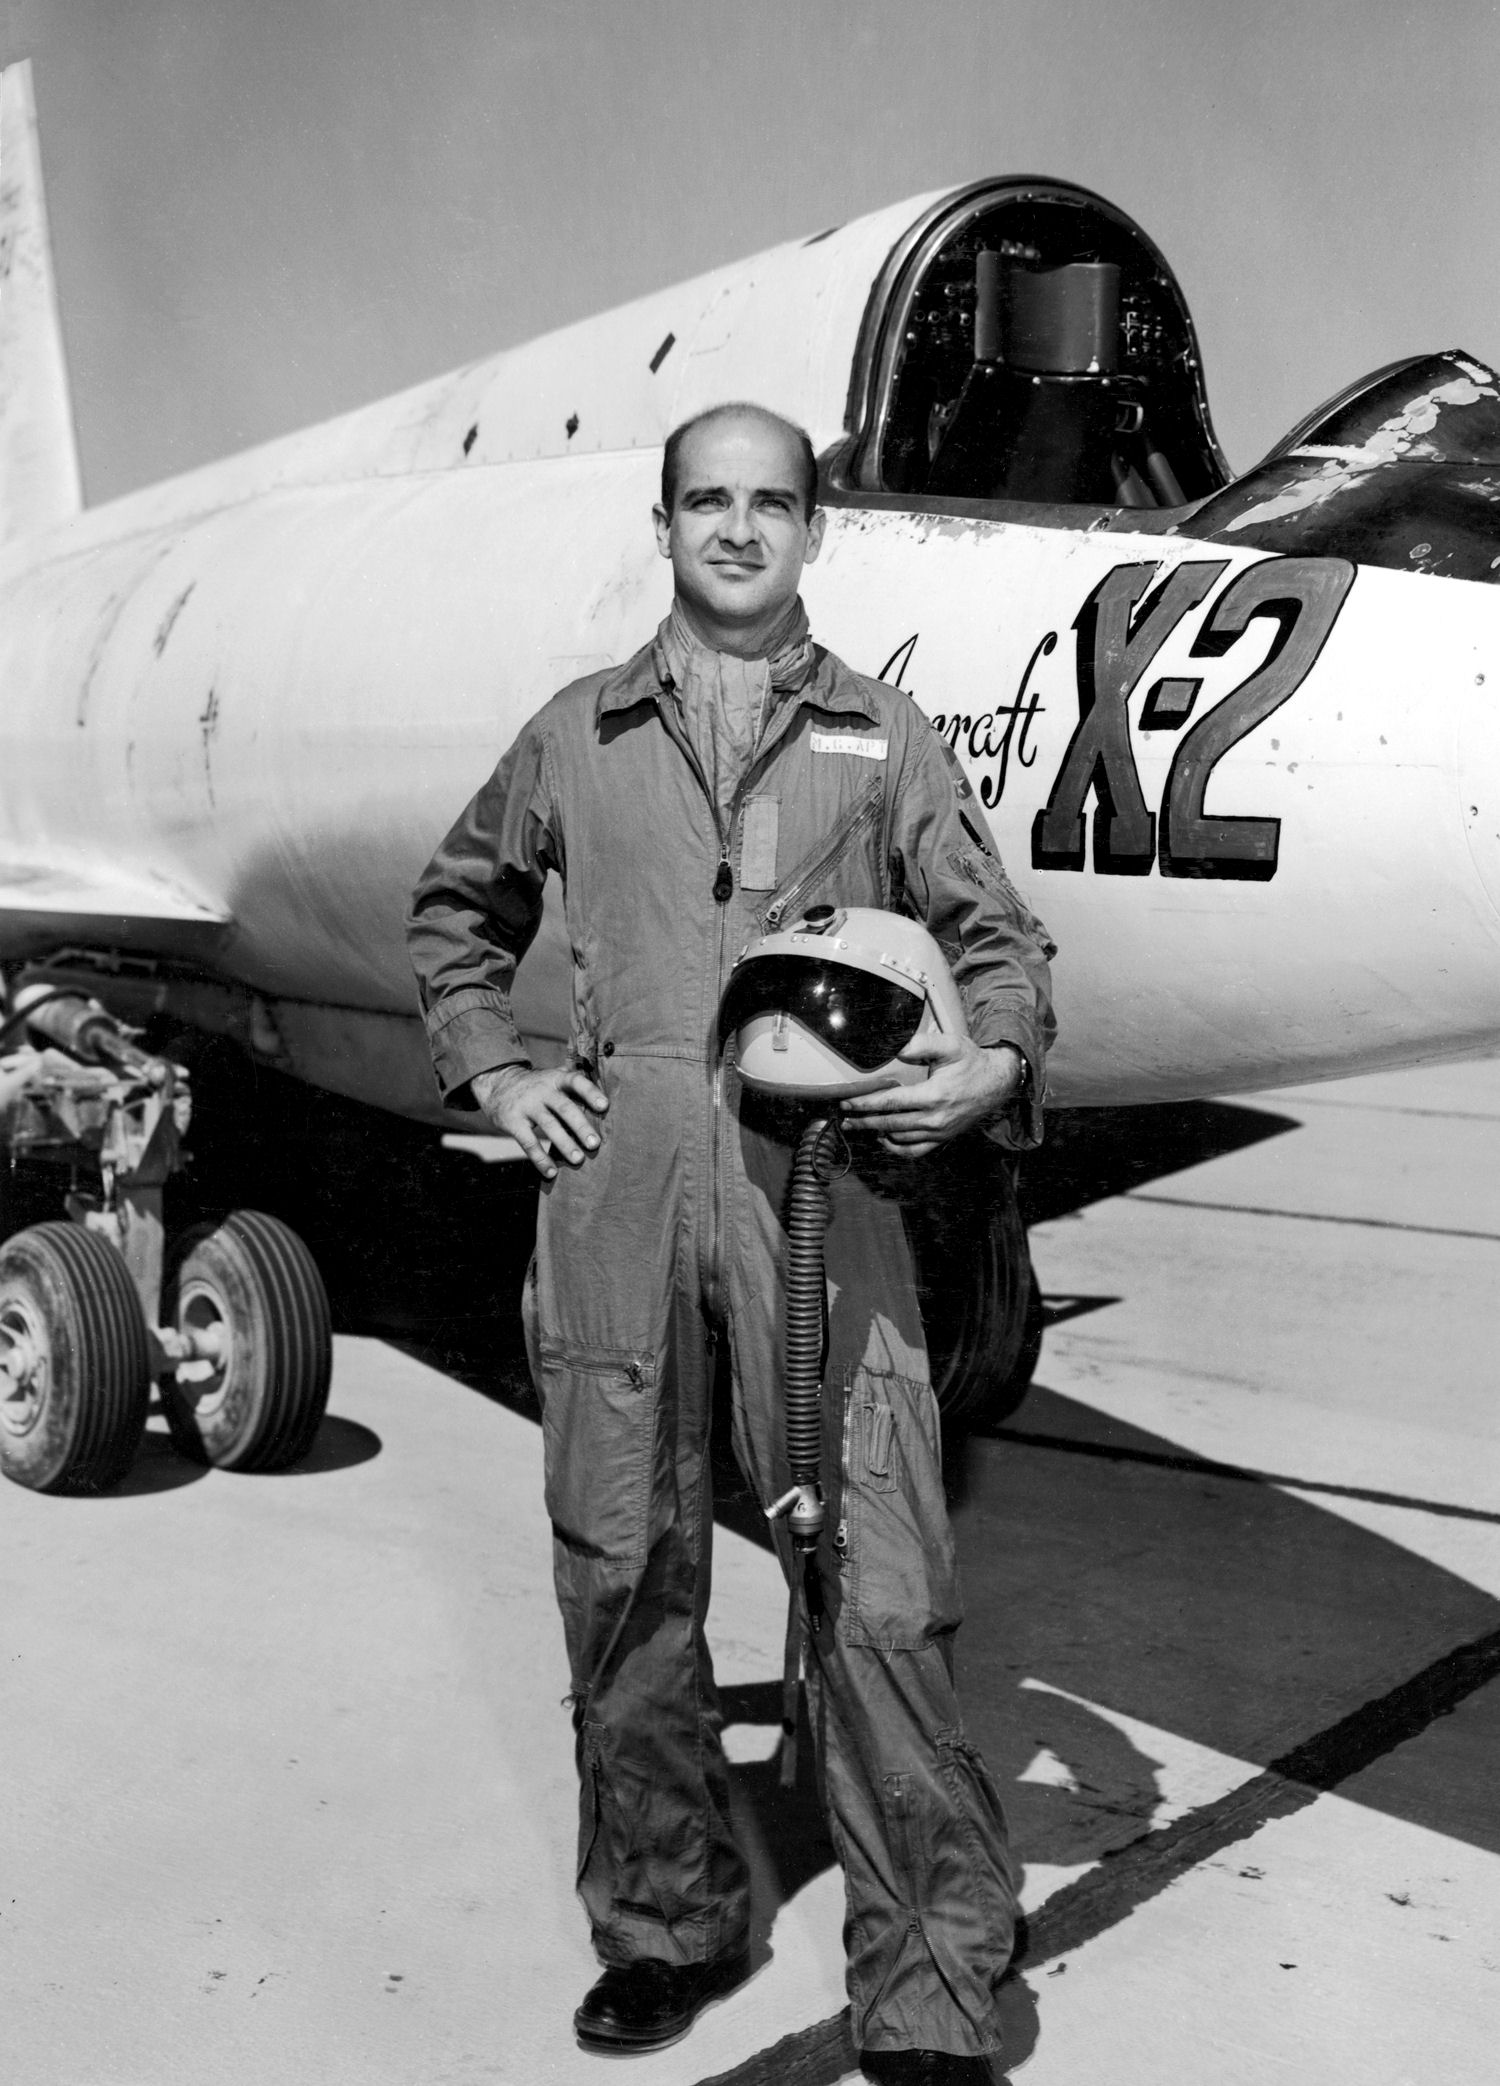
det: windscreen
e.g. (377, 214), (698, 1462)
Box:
(720, 955), (925, 1072)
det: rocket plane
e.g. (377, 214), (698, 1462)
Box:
(1, 65), (1496, 1119)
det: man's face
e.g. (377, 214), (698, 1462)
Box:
(653, 414), (825, 638)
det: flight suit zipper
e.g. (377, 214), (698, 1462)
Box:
(650, 678), (882, 1320)
(647, 689), (740, 1319)
(835, 1382), (854, 1560)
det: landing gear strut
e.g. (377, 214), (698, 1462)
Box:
(0, 984), (330, 1492)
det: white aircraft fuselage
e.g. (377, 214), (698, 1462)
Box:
(1, 63), (1497, 1122)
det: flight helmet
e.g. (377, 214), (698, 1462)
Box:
(722, 904), (967, 1099)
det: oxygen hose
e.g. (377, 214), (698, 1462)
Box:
(770, 1113), (840, 1551)
(766, 1111), (841, 1788)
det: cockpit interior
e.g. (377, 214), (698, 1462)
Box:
(836, 178), (1230, 514)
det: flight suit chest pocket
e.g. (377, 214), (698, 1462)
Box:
(762, 776), (886, 931)
(739, 795), (779, 891)
(535, 1346), (661, 1570)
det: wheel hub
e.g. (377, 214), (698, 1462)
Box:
(172, 1280), (233, 1416)
(0, 1294), (48, 1438)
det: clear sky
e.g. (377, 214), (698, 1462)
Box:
(3, 0), (1497, 504)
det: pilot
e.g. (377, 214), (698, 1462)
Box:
(407, 402), (1055, 2085)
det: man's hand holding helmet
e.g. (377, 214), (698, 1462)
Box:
(839, 1034), (1025, 1158)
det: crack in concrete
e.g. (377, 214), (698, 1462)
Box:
(1125, 1190), (1500, 1245)
(982, 1425), (1500, 1527)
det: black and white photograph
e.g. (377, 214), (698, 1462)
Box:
(2, 5), (1496, 2081)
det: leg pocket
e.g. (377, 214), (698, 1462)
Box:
(842, 1369), (963, 1650)
(536, 1344), (659, 1569)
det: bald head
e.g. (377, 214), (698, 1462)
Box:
(660, 403), (819, 523)
(652, 404), (826, 655)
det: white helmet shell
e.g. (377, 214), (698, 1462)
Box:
(723, 905), (968, 1099)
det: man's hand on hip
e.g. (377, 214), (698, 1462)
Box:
(470, 1064), (609, 1181)
(839, 1034), (1023, 1159)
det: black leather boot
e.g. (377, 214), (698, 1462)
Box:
(573, 1949), (751, 2052)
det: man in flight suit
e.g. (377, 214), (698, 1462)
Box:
(407, 403), (1054, 2085)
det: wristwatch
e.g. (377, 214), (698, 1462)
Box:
(989, 1044), (1031, 1109)
(1012, 1051), (1032, 1101)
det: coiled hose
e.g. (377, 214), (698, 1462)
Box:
(768, 1112), (841, 1787)
(771, 1113), (840, 1551)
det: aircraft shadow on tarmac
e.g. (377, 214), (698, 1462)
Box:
(105, 1413), (383, 1497)
(161, 1044), (1500, 1925)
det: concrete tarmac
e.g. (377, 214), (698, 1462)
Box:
(4, 1055), (1499, 2084)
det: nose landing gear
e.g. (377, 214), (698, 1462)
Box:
(0, 985), (331, 1493)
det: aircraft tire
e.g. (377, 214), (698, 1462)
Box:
(905, 1140), (1043, 1430)
(0, 1221), (151, 1493)
(162, 1210), (331, 1472)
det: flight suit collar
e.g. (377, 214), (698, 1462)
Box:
(595, 630), (880, 727)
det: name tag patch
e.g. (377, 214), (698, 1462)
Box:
(810, 732), (888, 760)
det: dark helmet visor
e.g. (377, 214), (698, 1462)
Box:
(720, 954), (926, 1072)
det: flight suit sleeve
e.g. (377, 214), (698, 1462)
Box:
(891, 721), (1057, 1151)
(406, 716), (561, 1108)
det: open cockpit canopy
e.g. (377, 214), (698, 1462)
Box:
(834, 177), (1229, 515)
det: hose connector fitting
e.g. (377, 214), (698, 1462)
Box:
(766, 1480), (825, 1551)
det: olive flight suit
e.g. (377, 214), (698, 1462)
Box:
(407, 614), (1055, 2059)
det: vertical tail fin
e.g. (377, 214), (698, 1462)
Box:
(0, 60), (82, 543)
